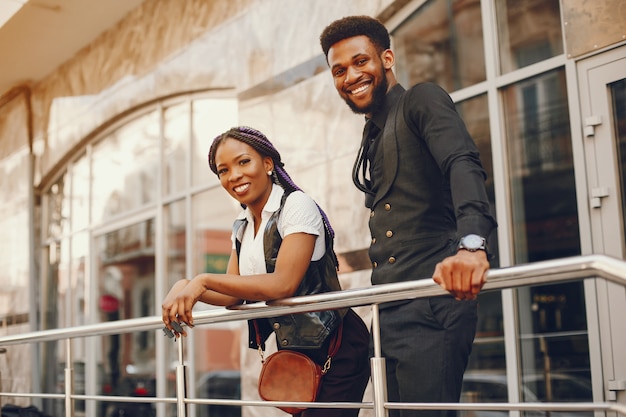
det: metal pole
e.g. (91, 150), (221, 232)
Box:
(65, 339), (74, 417)
(0, 347), (5, 405)
(176, 337), (188, 417)
(370, 304), (388, 417)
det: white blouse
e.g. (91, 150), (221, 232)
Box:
(233, 184), (327, 275)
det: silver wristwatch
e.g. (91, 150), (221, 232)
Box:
(458, 234), (487, 252)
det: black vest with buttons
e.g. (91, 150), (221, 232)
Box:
(366, 89), (458, 285)
(234, 192), (345, 350)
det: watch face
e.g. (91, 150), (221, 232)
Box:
(460, 234), (484, 251)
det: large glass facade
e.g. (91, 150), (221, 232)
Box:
(39, 96), (239, 416)
(27, 1), (613, 416)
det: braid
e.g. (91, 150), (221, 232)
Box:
(208, 126), (336, 241)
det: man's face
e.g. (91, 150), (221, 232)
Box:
(327, 35), (390, 116)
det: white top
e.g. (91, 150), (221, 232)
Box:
(233, 184), (326, 275)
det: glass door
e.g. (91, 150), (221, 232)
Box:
(578, 45), (626, 404)
(93, 217), (157, 417)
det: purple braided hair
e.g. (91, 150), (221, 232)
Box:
(208, 126), (336, 240)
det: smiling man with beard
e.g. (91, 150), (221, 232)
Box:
(320, 15), (498, 417)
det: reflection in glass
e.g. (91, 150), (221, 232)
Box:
(91, 111), (159, 224)
(612, 79), (626, 251)
(95, 220), (156, 417)
(503, 68), (590, 415)
(46, 172), (70, 239)
(191, 98), (238, 187)
(495, 0), (563, 74)
(518, 282), (592, 412)
(461, 291), (505, 414)
(192, 189), (237, 294)
(72, 156), (90, 231)
(503, 68), (579, 262)
(164, 103), (190, 196)
(393, 0), (485, 92)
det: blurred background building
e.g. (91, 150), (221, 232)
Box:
(0, 0), (624, 416)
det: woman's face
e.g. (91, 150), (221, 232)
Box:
(214, 137), (273, 212)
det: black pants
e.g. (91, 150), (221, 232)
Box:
(375, 297), (478, 417)
(298, 308), (370, 417)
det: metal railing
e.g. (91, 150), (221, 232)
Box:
(1, 254), (626, 417)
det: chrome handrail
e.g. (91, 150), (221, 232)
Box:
(1, 254), (626, 417)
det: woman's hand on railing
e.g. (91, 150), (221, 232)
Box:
(161, 278), (200, 337)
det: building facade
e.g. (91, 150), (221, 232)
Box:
(0, 0), (625, 416)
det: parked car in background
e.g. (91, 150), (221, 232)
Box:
(195, 370), (241, 417)
(461, 372), (593, 417)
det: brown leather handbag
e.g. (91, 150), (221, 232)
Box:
(254, 320), (342, 415)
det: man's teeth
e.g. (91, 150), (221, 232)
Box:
(235, 184), (249, 192)
(352, 84), (369, 94)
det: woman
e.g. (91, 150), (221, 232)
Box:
(161, 126), (370, 417)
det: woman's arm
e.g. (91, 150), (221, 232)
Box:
(162, 232), (316, 330)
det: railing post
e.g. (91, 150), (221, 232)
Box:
(0, 347), (5, 405)
(370, 304), (389, 417)
(65, 339), (74, 417)
(176, 336), (188, 417)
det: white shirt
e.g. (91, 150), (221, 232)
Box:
(233, 184), (326, 275)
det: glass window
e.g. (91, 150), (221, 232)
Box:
(503, 67), (590, 415)
(192, 189), (237, 286)
(95, 219), (156, 417)
(191, 98), (238, 187)
(393, 0), (485, 92)
(495, 0), (564, 74)
(164, 103), (191, 197)
(612, 79), (626, 249)
(91, 111), (160, 224)
(461, 290), (506, 413)
(503, 68), (579, 262)
(46, 173), (70, 239)
(71, 156), (90, 231)
(518, 282), (592, 408)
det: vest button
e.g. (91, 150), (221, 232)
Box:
(281, 339), (289, 346)
(273, 322), (280, 330)
(370, 211), (375, 218)
(385, 203), (391, 211)
(371, 237), (377, 244)
(373, 261), (378, 268)
(388, 256), (396, 264)
(386, 230), (393, 238)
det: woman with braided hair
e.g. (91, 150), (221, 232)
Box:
(162, 126), (370, 416)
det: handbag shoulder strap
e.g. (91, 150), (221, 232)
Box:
(322, 320), (343, 374)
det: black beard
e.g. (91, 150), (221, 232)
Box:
(344, 73), (389, 115)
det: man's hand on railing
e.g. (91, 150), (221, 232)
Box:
(432, 249), (489, 301)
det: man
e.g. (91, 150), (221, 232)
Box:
(320, 15), (498, 417)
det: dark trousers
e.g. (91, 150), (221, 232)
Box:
(299, 308), (370, 417)
(375, 297), (478, 417)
